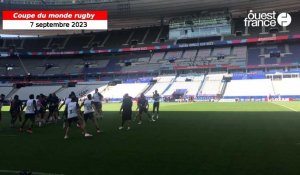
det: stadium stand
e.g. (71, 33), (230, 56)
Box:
(149, 52), (166, 63)
(12, 85), (62, 100)
(194, 48), (212, 65)
(89, 32), (108, 48)
(145, 75), (176, 97)
(285, 43), (300, 63)
(4, 38), (23, 49)
(164, 50), (183, 60)
(105, 30), (132, 47)
(102, 83), (149, 101)
(130, 28), (148, 44)
(23, 38), (49, 51)
(247, 46), (262, 65)
(199, 74), (225, 96)
(182, 49), (197, 61)
(144, 27), (161, 44)
(163, 74), (204, 97)
(221, 72), (276, 100)
(47, 37), (66, 50)
(0, 83), (13, 96)
(223, 79), (274, 99)
(57, 82), (108, 99)
(64, 35), (93, 50)
(272, 78), (300, 96)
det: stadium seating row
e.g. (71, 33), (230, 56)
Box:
(2, 72), (300, 101)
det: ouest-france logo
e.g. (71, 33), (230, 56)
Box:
(244, 10), (292, 27)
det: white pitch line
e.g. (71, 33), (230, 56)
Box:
(0, 169), (64, 175)
(271, 102), (298, 112)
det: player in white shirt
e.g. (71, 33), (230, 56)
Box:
(64, 96), (92, 139)
(20, 94), (37, 133)
(80, 94), (101, 133)
(92, 89), (104, 119)
(59, 94), (73, 129)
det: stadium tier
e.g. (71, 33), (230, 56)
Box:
(2, 72), (300, 102)
(0, 83), (13, 95)
(272, 78), (300, 96)
(11, 85), (62, 100)
(0, 26), (168, 51)
(198, 74), (225, 97)
(223, 79), (275, 99)
(101, 83), (149, 101)
(163, 74), (204, 97)
(2, 42), (300, 77)
(56, 82), (108, 99)
(145, 75), (176, 97)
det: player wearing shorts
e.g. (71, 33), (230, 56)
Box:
(80, 94), (101, 133)
(52, 93), (60, 119)
(59, 94), (72, 129)
(119, 93), (133, 130)
(20, 94), (37, 133)
(46, 94), (53, 122)
(46, 93), (59, 122)
(152, 90), (160, 120)
(92, 89), (104, 119)
(136, 93), (155, 124)
(39, 94), (47, 123)
(35, 95), (45, 127)
(64, 97), (92, 139)
(10, 95), (22, 127)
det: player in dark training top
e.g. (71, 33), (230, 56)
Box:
(47, 93), (60, 122)
(136, 93), (155, 124)
(0, 94), (5, 122)
(10, 95), (23, 128)
(119, 93), (133, 130)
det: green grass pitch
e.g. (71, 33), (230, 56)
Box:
(1, 102), (300, 175)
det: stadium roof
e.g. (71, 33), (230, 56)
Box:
(1, 0), (300, 35)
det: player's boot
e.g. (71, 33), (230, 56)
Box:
(118, 126), (124, 130)
(84, 133), (93, 137)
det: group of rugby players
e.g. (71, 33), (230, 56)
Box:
(0, 89), (161, 139)
(119, 90), (160, 130)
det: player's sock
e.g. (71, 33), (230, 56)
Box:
(62, 122), (66, 129)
